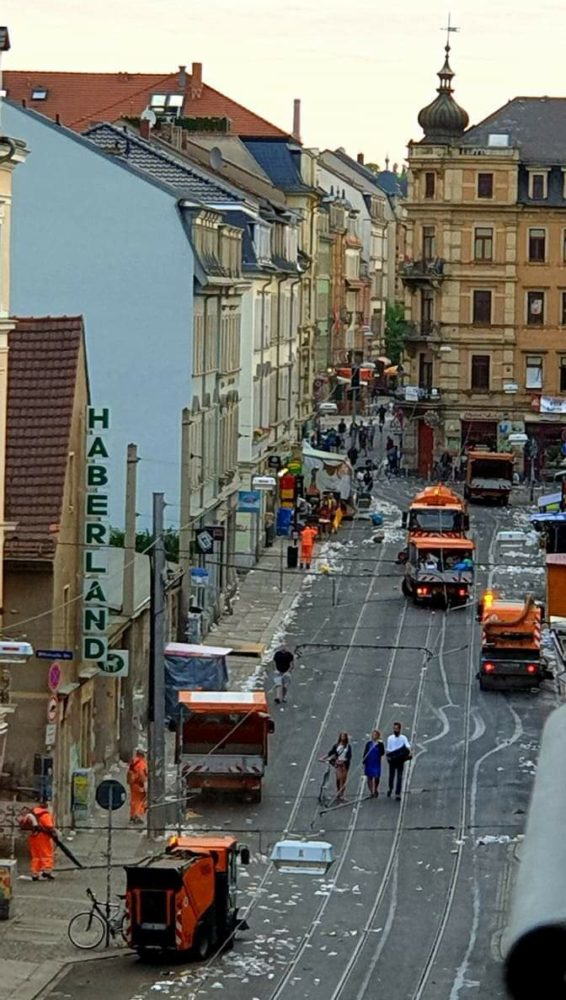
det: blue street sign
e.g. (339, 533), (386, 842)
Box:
(95, 778), (127, 811)
(238, 490), (261, 514)
(35, 650), (74, 660)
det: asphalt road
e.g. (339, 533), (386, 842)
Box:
(46, 481), (556, 1000)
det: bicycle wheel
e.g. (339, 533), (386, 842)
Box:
(118, 911), (129, 945)
(68, 909), (106, 949)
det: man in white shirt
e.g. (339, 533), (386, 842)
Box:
(386, 722), (411, 800)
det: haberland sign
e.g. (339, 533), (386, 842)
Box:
(83, 407), (110, 666)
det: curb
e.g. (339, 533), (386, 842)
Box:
(22, 950), (126, 1000)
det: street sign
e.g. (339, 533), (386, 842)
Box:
(45, 723), (57, 747)
(36, 649), (73, 661)
(47, 663), (62, 693)
(238, 490), (261, 513)
(95, 778), (127, 811)
(98, 649), (129, 677)
(191, 567), (209, 588)
(267, 456), (282, 470)
(195, 528), (214, 554)
(252, 475), (276, 489)
(46, 696), (58, 723)
(204, 525), (225, 542)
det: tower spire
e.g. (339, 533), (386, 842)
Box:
(417, 21), (469, 144)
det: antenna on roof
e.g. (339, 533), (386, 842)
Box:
(442, 12), (460, 51)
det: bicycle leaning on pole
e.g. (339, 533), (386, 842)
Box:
(68, 887), (128, 949)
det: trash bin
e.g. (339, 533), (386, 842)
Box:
(0, 859), (16, 920)
(287, 545), (299, 569)
(276, 507), (293, 536)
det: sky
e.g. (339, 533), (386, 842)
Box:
(3, 0), (566, 167)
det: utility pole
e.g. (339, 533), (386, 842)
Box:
(179, 408), (192, 639)
(120, 443), (137, 760)
(148, 492), (166, 838)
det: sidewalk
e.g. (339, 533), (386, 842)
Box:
(0, 535), (311, 999)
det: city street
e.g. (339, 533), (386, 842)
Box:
(45, 481), (556, 1000)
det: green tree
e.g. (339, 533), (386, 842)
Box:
(109, 527), (179, 562)
(384, 302), (407, 365)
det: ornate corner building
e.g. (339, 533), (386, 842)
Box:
(401, 42), (566, 477)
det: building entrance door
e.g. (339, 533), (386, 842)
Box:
(418, 420), (434, 477)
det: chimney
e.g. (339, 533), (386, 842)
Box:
(190, 62), (203, 100)
(178, 64), (187, 89)
(357, 152), (364, 165)
(292, 99), (301, 142)
(139, 118), (152, 140)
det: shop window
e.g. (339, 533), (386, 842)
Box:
(477, 173), (494, 199)
(424, 172), (436, 199)
(472, 290), (492, 324)
(527, 290), (544, 325)
(474, 227), (493, 261)
(471, 355), (490, 391)
(526, 355), (543, 390)
(560, 358), (566, 392)
(528, 228), (546, 262)
(422, 226), (436, 260)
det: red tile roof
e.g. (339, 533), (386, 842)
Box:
(5, 316), (84, 560)
(3, 69), (288, 138)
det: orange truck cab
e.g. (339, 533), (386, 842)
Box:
(464, 451), (514, 505)
(478, 591), (544, 690)
(179, 691), (274, 802)
(125, 835), (249, 958)
(402, 536), (475, 605)
(398, 485), (469, 563)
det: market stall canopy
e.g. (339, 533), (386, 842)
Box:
(376, 355), (392, 365)
(302, 442), (353, 500)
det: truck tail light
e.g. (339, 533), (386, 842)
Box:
(417, 586), (429, 596)
(527, 664), (537, 674)
(484, 662), (495, 673)
(458, 588), (467, 597)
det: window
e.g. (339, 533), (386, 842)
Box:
(526, 355), (543, 390)
(471, 355), (490, 391)
(31, 87), (47, 100)
(477, 173), (493, 199)
(528, 228), (546, 262)
(424, 172), (436, 199)
(422, 226), (436, 260)
(419, 354), (433, 389)
(421, 289), (434, 330)
(527, 291), (544, 325)
(474, 227), (493, 261)
(560, 358), (566, 392)
(562, 292), (566, 326)
(529, 172), (547, 200)
(472, 290), (492, 324)
(149, 93), (184, 114)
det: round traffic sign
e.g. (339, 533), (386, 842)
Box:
(46, 696), (58, 723)
(47, 662), (62, 693)
(95, 778), (127, 811)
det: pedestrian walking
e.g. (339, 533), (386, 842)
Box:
(326, 732), (352, 802)
(386, 722), (412, 800)
(350, 421), (359, 447)
(363, 729), (385, 797)
(368, 420), (376, 448)
(299, 523), (318, 569)
(22, 800), (57, 880)
(273, 644), (294, 704)
(378, 404), (386, 430)
(127, 748), (148, 824)
(338, 418), (347, 436)
(359, 424), (368, 455)
(347, 445), (359, 467)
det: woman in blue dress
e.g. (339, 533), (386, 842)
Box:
(363, 729), (385, 798)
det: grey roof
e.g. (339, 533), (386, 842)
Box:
(83, 123), (248, 204)
(328, 149), (390, 196)
(463, 98), (566, 164)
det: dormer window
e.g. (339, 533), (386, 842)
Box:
(31, 87), (47, 100)
(528, 170), (548, 200)
(149, 93), (184, 115)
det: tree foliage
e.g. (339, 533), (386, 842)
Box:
(384, 302), (407, 365)
(110, 527), (179, 562)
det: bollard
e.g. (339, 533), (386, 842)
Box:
(504, 703), (566, 998)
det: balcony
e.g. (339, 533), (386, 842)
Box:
(394, 385), (442, 405)
(402, 321), (442, 343)
(399, 258), (446, 288)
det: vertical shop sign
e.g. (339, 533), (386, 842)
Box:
(83, 407), (110, 663)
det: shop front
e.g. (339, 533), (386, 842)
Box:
(461, 419), (498, 452)
(525, 420), (566, 478)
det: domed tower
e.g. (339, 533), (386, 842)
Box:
(418, 43), (469, 144)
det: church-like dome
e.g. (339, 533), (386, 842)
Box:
(418, 46), (469, 144)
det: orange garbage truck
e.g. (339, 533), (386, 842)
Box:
(399, 485), (469, 561)
(178, 691), (274, 802)
(402, 536), (475, 606)
(125, 834), (250, 959)
(477, 591), (545, 690)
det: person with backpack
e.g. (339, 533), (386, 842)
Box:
(21, 801), (57, 880)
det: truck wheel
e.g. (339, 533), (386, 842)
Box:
(194, 925), (211, 961)
(479, 675), (491, 692)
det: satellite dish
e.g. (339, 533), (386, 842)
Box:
(209, 146), (224, 170)
(140, 107), (157, 126)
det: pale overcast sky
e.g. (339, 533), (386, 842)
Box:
(3, 1), (565, 167)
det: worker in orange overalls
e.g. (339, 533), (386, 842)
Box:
(127, 748), (148, 824)
(24, 801), (56, 881)
(300, 524), (318, 570)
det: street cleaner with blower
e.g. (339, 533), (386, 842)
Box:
(20, 800), (84, 878)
